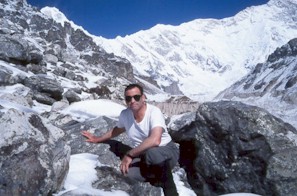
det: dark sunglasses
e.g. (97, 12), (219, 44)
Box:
(125, 94), (142, 102)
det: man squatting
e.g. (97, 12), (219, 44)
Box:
(81, 83), (179, 196)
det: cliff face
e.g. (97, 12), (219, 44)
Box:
(0, 0), (138, 106)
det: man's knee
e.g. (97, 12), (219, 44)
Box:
(126, 166), (146, 182)
(142, 147), (164, 165)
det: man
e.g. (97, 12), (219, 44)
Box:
(81, 83), (179, 196)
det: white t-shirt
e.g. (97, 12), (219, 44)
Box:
(116, 104), (172, 147)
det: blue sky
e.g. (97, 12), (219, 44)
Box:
(27, 0), (269, 39)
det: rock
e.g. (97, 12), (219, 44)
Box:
(267, 38), (297, 63)
(59, 115), (129, 157)
(63, 89), (81, 104)
(51, 99), (69, 112)
(33, 92), (58, 105)
(27, 63), (47, 74)
(0, 65), (14, 85)
(0, 34), (43, 65)
(44, 53), (58, 64)
(169, 101), (297, 196)
(89, 85), (112, 98)
(23, 75), (64, 104)
(0, 93), (31, 108)
(64, 70), (84, 81)
(69, 29), (97, 51)
(0, 108), (71, 195)
(0, 85), (33, 107)
(0, 65), (26, 85)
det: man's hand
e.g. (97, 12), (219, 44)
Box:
(81, 130), (99, 143)
(120, 155), (133, 175)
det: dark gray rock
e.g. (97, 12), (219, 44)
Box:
(0, 66), (14, 85)
(64, 70), (85, 81)
(59, 115), (130, 161)
(23, 75), (64, 103)
(0, 108), (71, 195)
(162, 81), (183, 95)
(0, 65), (27, 85)
(44, 53), (58, 64)
(0, 34), (43, 65)
(93, 166), (162, 196)
(169, 101), (297, 196)
(60, 62), (77, 71)
(268, 38), (297, 63)
(53, 66), (66, 77)
(33, 91), (58, 105)
(63, 89), (81, 103)
(27, 63), (47, 74)
(89, 85), (112, 98)
(70, 29), (97, 51)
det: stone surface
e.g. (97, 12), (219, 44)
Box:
(0, 108), (71, 195)
(169, 101), (297, 196)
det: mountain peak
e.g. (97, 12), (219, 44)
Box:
(40, 7), (68, 27)
(98, 0), (297, 102)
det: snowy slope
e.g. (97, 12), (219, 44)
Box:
(215, 38), (297, 128)
(95, 0), (297, 102)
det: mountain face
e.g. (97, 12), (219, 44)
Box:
(0, 0), (296, 121)
(215, 38), (297, 128)
(0, 0), (138, 104)
(96, 0), (297, 102)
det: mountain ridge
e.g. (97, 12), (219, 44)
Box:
(94, 0), (297, 102)
(215, 38), (297, 128)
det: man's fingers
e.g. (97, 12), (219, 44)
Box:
(121, 165), (128, 174)
(120, 159), (130, 175)
(81, 131), (96, 142)
(81, 131), (92, 137)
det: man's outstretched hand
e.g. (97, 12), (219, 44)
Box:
(81, 130), (99, 143)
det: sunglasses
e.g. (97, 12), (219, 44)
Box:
(125, 94), (142, 102)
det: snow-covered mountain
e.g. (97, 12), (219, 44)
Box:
(95, 0), (297, 102)
(0, 0), (139, 103)
(215, 38), (297, 128)
(1, 0), (296, 119)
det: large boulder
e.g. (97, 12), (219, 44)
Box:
(23, 75), (64, 104)
(169, 101), (297, 196)
(0, 108), (71, 195)
(0, 34), (43, 65)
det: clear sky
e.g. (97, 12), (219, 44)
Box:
(27, 0), (269, 39)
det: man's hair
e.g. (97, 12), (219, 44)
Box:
(124, 83), (144, 95)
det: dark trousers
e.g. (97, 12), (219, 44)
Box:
(126, 141), (179, 196)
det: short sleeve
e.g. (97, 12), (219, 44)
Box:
(116, 110), (125, 128)
(150, 106), (167, 130)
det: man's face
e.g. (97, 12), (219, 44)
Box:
(125, 87), (145, 111)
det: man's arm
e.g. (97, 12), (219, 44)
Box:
(81, 126), (125, 143)
(128, 126), (163, 157)
(120, 126), (163, 174)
